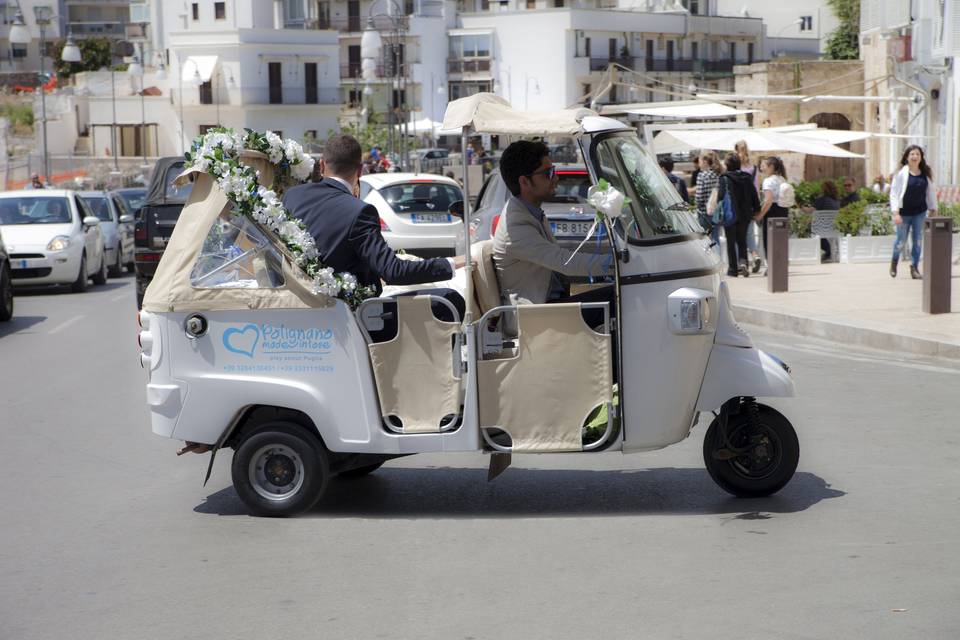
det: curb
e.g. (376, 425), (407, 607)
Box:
(731, 303), (960, 360)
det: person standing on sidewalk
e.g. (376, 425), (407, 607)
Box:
(695, 151), (721, 250)
(736, 140), (763, 274)
(755, 156), (789, 257)
(889, 145), (938, 279)
(717, 153), (761, 277)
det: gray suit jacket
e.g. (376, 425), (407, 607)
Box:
(493, 195), (611, 305)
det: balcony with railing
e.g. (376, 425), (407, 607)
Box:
(69, 21), (126, 37)
(293, 14), (412, 33)
(447, 58), (491, 74)
(644, 58), (695, 72)
(694, 60), (735, 75)
(340, 62), (415, 80)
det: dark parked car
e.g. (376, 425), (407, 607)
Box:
(134, 158), (193, 308)
(0, 229), (12, 321)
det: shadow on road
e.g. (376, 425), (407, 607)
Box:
(194, 466), (844, 519)
(14, 279), (131, 297)
(0, 315), (46, 337)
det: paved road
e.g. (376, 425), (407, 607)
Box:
(2, 277), (959, 639)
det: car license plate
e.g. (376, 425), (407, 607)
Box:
(551, 221), (599, 237)
(20, 259), (28, 269)
(411, 213), (452, 223)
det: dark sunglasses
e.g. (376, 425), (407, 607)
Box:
(528, 166), (557, 180)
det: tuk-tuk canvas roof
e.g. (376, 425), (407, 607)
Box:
(141, 163), (333, 313)
(442, 93), (597, 136)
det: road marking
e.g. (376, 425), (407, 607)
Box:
(763, 340), (960, 375)
(48, 316), (84, 334)
(110, 292), (129, 303)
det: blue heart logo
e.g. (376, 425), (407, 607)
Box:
(223, 324), (259, 358)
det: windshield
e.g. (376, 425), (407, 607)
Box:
(0, 197), (73, 225)
(378, 182), (463, 214)
(164, 163), (193, 201)
(80, 196), (113, 222)
(592, 134), (702, 241)
(547, 170), (592, 204)
(117, 189), (146, 213)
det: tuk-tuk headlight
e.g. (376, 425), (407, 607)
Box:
(680, 299), (702, 331)
(668, 288), (715, 335)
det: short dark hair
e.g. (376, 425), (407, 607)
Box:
(724, 153), (741, 172)
(500, 140), (549, 197)
(323, 134), (362, 175)
(659, 157), (675, 172)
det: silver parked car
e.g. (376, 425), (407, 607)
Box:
(79, 191), (135, 277)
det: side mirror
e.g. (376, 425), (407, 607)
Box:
(119, 214), (134, 224)
(82, 216), (100, 227)
(448, 200), (464, 219)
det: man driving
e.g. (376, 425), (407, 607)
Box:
(493, 140), (612, 306)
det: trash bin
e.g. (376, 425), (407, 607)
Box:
(922, 216), (953, 314)
(767, 217), (789, 293)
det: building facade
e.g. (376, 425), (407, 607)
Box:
(860, 0), (959, 187)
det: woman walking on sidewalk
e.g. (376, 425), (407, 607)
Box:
(755, 156), (789, 257)
(717, 152), (761, 277)
(736, 140), (764, 273)
(695, 151), (721, 250)
(889, 145), (938, 279)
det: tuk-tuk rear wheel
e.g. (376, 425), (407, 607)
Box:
(231, 422), (329, 517)
(703, 403), (799, 498)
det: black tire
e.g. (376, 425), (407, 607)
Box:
(108, 247), (123, 278)
(70, 254), (88, 293)
(125, 258), (135, 273)
(0, 262), (13, 321)
(703, 403), (799, 498)
(231, 423), (329, 517)
(338, 461), (384, 478)
(92, 252), (108, 285)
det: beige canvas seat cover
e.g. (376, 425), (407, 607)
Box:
(477, 303), (612, 452)
(141, 152), (334, 313)
(470, 239), (501, 316)
(367, 295), (461, 433)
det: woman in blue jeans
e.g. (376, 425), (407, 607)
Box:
(889, 145), (938, 279)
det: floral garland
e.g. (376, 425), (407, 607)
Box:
(184, 127), (375, 307)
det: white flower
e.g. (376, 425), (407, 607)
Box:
(291, 157), (314, 182)
(339, 272), (357, 292)
(265, 131), (285, 164)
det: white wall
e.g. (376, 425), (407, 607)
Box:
(409, 16), (449, 123)
(716, 0), (838, 53)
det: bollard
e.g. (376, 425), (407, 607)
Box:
(767, 217), (789, 293)
(922, 216), (953, 314)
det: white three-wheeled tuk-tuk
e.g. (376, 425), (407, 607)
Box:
(139, 94), (798, 517)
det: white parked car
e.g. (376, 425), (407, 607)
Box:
(359, 173), (464, 257)
(79, 190), (135, 277)
(0, 190), (108, 292)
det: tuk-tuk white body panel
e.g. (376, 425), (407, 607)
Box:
(146, 305), (487, 455)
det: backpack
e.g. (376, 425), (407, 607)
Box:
(711, 178), (736, 227)
(778, 181), (796, 208)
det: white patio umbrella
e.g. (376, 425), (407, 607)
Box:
(655, 128), (865, 159)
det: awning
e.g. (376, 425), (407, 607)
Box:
(616, 100), (757, 119)
(181, 55), (219, 83)
(442, 92), (596, 136)
(654, 128), (865, 158)
(788, 128), (873, 145)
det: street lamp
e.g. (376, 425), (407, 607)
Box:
(61, 32), (81, 63)
(10, 6), (70, 186)
(360, 0), (408, 170)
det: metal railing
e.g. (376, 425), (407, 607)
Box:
(447, 58), (492, 74)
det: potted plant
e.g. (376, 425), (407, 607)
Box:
(837, 200), (896, 263)
(787, 209), (820, 264)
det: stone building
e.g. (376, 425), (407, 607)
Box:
(734, 59), (866, 183)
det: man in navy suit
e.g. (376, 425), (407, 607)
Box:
(283, 134), (461, 296)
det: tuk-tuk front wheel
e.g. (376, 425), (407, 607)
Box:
(231, 423), (329, 517)
(703, 403), (799, 498)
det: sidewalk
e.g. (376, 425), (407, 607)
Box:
(725, 262), (960, 359)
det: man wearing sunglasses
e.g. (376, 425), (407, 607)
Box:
(493, 140), (612, 306)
